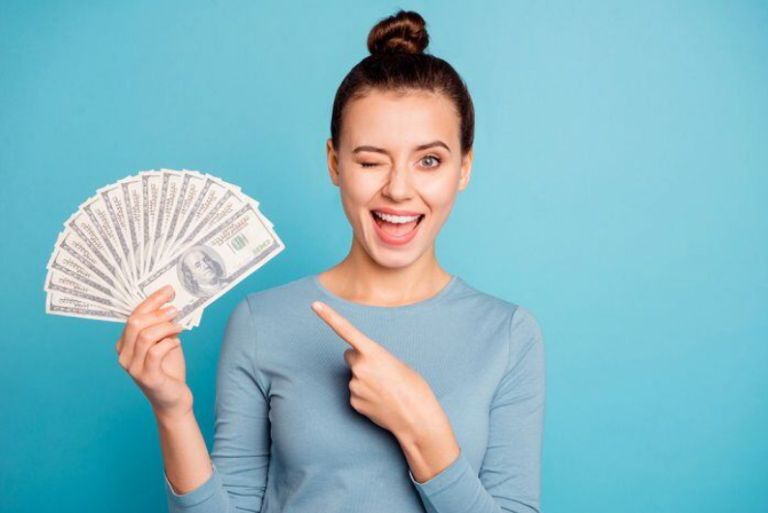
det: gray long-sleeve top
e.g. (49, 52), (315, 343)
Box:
(163, 273), (546, 513)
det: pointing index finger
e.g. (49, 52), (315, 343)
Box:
(311, 301), (374, 352)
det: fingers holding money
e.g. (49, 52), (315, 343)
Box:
(117, 286), (174, 347)
(134, 285), (176, 316)
(117, 303), (177, 357)
(118, 314), (181, 372)
(143, 337), (182, 383)
(117, 286), (177, 365)
(128, 322), (185, 376)
(118, 309), (179, 367)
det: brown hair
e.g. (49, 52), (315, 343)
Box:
(330, 10), (475, 156)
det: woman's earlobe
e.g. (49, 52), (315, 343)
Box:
(326, 141), (342, 186)
(458, 150), (473, 191)
(328, 159), (341, 187)
(458, 168), (471, 190)
(330, 168), (340, 187)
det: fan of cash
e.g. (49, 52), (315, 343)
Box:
(45, 169), (285, 329)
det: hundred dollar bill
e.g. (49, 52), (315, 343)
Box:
(98, 180), (139, 286)
(160, 175), (232, 260)
(138, 202), (285, 326)
(47, 237), (134, 310)
(145, 169), (174, 275)
(47, 229), (136, 307)
(79, 193), (139, 292)
(153, 170), (188, 270)
(117, 175), (145, 281)
(45, 271), (133, 316)
(47, 231), (203, 325)
(47, 290), (128, 323)
(156, 170), (208, 268)
(166, 188), (272, 268)
(46, 169), (279, 329)
(140, 170), (163, 277)
(161, 173), (275, 262)
(64, 206), (142, 305)
(203, 172), (274, 229)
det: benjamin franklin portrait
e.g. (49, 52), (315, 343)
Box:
(177, 246), (226, 298)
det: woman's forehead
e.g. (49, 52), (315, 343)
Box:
(343, 90), (460, 150)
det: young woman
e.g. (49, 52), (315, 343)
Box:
(116, 10), (546, 513)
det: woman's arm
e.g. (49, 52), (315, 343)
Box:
(403, 306), (547, 513)
(157, 410), (214, 495)
(115, 286), (216, 499)
(161, 296), (272, 513)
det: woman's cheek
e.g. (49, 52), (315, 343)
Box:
(422, 179), (458, 218)
(342, 167), (379, 199)
(339, 178), (377, 231)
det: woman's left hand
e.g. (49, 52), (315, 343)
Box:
(310, 300), (444, 441)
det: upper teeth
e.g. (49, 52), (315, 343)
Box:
(373, 211), (422, 224)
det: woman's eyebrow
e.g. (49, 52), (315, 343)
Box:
(352, 140), (452, 155)
(415, 140), (451, 153)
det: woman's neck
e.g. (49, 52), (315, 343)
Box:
(317, 238), (452, 307)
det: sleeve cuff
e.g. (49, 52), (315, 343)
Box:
(408, 449), (472, 497)
(164, 461), (222, 507)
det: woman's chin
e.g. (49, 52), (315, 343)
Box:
(363, 236), (423, 268)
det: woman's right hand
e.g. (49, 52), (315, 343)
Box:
(116, 284), (193, 422)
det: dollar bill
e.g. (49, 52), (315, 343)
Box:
(117, 175), (145, 281)
(46, 169), (282, 329)
(48, 229), (135, 306)
(98, 180), (139, 286)
(46, 290), (128, 323)
(45, 271), (133, 316)
(140, 170), (164, 277)
(161, 175), (232, 261)
(138, 202), (284, 326)
(46, 235), (134, 310)
(64, 206), (142, 305)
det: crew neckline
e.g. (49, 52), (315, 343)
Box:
(311, 273), (459, 312)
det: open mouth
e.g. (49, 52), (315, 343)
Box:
(370, 210), (425, 238)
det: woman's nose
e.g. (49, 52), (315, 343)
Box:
(382, 166), (415, 201)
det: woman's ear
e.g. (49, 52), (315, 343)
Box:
(458, 147), (473, 191)
(326, 138), (341, 187)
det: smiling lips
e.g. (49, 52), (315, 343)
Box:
(370, 208), (425, 246)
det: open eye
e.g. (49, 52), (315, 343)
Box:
(420, 154), (442, 169)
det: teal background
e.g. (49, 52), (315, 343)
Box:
(1, 1), (766, 512)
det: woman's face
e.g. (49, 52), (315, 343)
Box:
(326, 89), (473, 269)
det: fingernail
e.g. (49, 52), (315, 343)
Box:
(163, 305), (177, 316)
(312, 301), (324, 312)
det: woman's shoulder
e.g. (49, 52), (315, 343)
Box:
(461, 280), (545, 371)
(453, 276), (543, 335)
(453, 275), (518, 314)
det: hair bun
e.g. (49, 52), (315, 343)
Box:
(367, 10), (429, 56)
